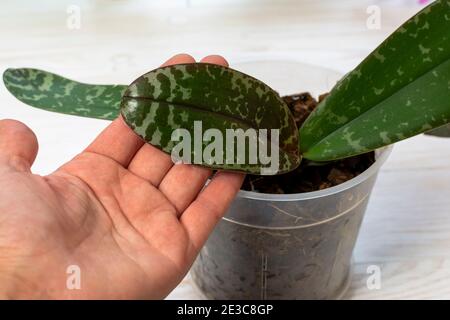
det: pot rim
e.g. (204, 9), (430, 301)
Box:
(234, 145), (393, 202)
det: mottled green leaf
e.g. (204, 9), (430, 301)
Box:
(299, 0), (450, 161)
(121, 63), (300, 175)
(3, 68), (126, 120)
(426, 123), (450, 137)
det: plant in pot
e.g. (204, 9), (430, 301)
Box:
(3, 1), (450, 299)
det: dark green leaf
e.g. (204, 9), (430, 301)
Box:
(121, 63), (300, 175)
(3, 68), (126, 120)
(299, 0), (450, 161)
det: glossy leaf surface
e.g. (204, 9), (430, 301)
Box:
(121, 63), (300, 175)
(299, 1), (450, 161)
(3, 68), (125, 120)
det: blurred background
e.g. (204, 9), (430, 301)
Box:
(2, 0), (450, 300)
(1, 0), (427, 76)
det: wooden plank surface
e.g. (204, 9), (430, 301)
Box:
(0, 0), (448, 300)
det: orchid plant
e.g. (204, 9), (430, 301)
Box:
(3, 0), (450, 175)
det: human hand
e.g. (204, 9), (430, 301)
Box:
(0, 54), (244, 299)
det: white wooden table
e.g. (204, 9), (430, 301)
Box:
(0, 0), (449, 300)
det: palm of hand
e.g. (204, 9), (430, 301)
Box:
(0, 55), (243, 299)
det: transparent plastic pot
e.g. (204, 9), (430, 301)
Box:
(190, 61), (393, 300)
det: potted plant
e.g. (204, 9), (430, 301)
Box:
(3, 1), (449, 299)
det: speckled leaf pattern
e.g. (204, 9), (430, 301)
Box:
(121, 63), (300, 174)
(299, 0), (450, 161)
(426, 123), (450, 137)
(3, 68), (126, 120)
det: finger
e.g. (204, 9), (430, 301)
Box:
(181, 171), (245, 255)
(127, 53), (196, 185)
(0, 119), (38, 172)
(161, 53), (196, 67)
(127, 144), (173, 186)
(84, 116), (144, 167)
(200, 54), (229, 67)
(159, 164), (212, 214)
(158, 55), (229, 213)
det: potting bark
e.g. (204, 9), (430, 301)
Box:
(242, 93), (375, 194)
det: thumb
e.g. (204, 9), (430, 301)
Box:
(0, 119), (38, 172)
